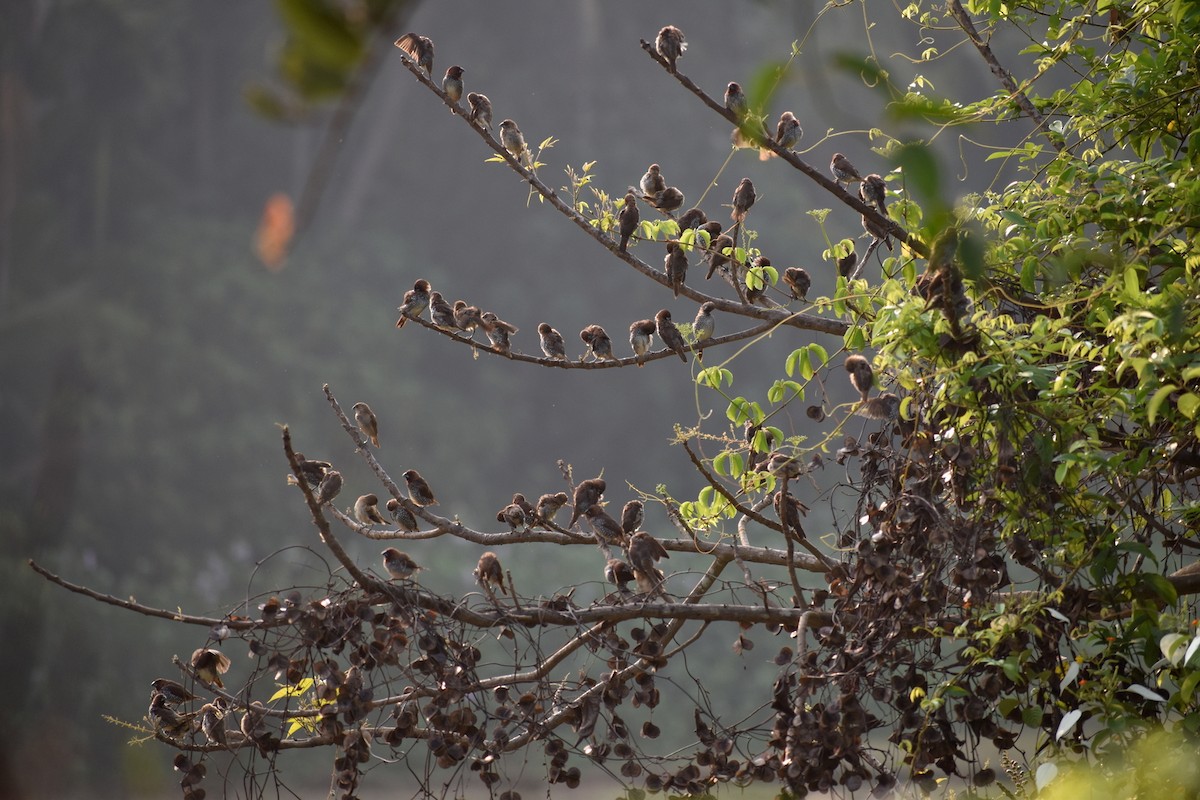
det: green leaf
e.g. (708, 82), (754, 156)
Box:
(1148, 384), (1178, 425)
(1179, 393), (1200, 420)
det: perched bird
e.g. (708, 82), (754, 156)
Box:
(617, 189), (640, 253)
(861, 212), (894, 251)
(467, 92), (493, 130)
(149, 693), (197, 738)
(395, 279), (431, 328)
(655, 25), (687, 72)
(198, 702), (228, 747)
(474, 551), (507, 595)
(385, 498), (419, 532)
(773, 490), (809, 538)
(511, 493), (536, 520)
(441, 65), (464, 104)
(481, 311), (518, 355)
(620, 500), (645, 535)
(497, 502), (528, 532)
(538, 323), (567, 360)
(655, 309), (688, 363)
(585, 504), (627, 545)
(381, 547), (422, 580)
(783, 267), (811, 300)
(861, 392), (900, 420)
(705, 233), (735, 280)
(403, 469), (438, 506)
(352, 402), (380, 448)
(731, 118), (771, 156)
(240, 701), (280, 755)
(676, 207), (707, 231)
(535, 492), (569, 528)
(429, 291), (457, 330)
(724, 81), (747, 119)
(295, 453), (332, 486)
(652, 187), (685, 215)
(580, 324), (618, 362)
(394, 32), (434, 75)
(844, 354), (875, 401)
(314, 469), (344, 505)
(766, 452), (805, 480)
(629, 319), (657, 367)
(628, 531), (670, 595)
(605, 558), (636, 592)
(730, 178), (756, 224)
(570, 478), (607, 526)
(692, 302), (716, 361)
(150, 678), (198, 705)
(354, 493), (389, 526)
(745, 255), (778, 307)
(452, 301), (484, 334)
(770, 111), (802, 158)
(698, 220), (723, 241)
(861, 173), (888, 213)
(639, 164), (666, 199)
(664, 241), (688, 298)
(837, 250), (859, 278)
(191, 648), (231, 688)
(499, 119), (531, 167)
(830, 153), (863, 186)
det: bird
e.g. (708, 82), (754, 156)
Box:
(381, 547), (422, 580)
(861, 212), (893, 251)
(664, 241), (688, 298)
(499, 119), (532, 167)
(497, 502), (528, 532)
(240, 701), (280, 755)
(655, 309), (688, 363)
(861, 392), (900, 420)
(394, 33), (434, 75)
(429, 291), (457, 330)
(580, 324), (618, 362)
(198, 701), (228, 747)
(629, 319), (656, 367)
(191, 648), (231, 688)
(467, 92), (493, 130)
(352, 402), (379, 448)
(692, 302), (716, 360)
(403, 469), (438, 506)
(765, 452), (805, 480)
(538, 323), (567, 360)
(621, 500), (644, 535)
(150, 678), (198, 705)
(628, 531), (670, 595)
(731, 118), (771, 156)
(724, 82), (747, 120)
(639, 164), (666, 199)
(783, 267), (811, 300)
(294, 453), (332, 486)
(861, 173), (888, 213)
(442, 65), (464, 104)
(354, 494), (389, 526)
(511, 493), (536, 520)
(385, 498), (419, 531)
(585, 504), (627, 545)
(569, 478), (606, 526)
(773, 491), (809, 538)
(481, 311), (518, 355)
(769, 111), (802, 159)
(474, 552), (507, 595)
(314, 469), (344, 505)
(652, 187), (685, 215)
(535, 492), (569, 528)
(676, 207), (707, 231)
(149, 693), (198, 738)
(617, 189), (640, 253)
(730, 178), (756, 224)
(837, 250), (859, 278)
(705, 233), (735, 280)
(395, 279), (431, 328)
(655, 25), (687, 72)
(452, 301), (484, 334)
(844, 354), (874, 401)
(605, 558), (635, 592)
(830, 153), (863, 186)
(745, 255), (778, 307)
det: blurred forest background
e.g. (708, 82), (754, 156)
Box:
(1, 1), (1012, 796)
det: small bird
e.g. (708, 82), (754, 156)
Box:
(731, 118), (771, 155)
(538, 323), (567, 360)
(354, 493), (389, 526)
(620, 500), (644, 535)
(314, 469), (344, 505)
(861, 392), (900, 420)
(497, 502), (528, 532)
(580, 324), (618, 362)
(730, 178), (756, 224)
(655, 309), (688, 363)
(395, 279), (431, 328)
(698, 220), (723, 241)
(692, 302), (716, 360)
(628, 531), (670, 595)
(499, 119), (531, 167)
(655, 25), (687, 72)
(705, 233), (735, 280)
(381, 547), (422, 580)
(861, 174), (888, 213)
(724, 82), (747, 120)
(429, 291), (457, 330)
(352, 402), (380, 448)
(535, 492), (569, 528)
(474, 551), (507, 595)
(467, 92), (493, 130)
(770, 111), (802, 159)
(149, 693), (198, 738)
(394, 33), (434, 75)
(861, 212), (893, 251)
(295, 453), (332, 486)
(676, 207), (707, 231)
(766, 452), (805, 480)
(745, 255), (778, 307)
(403, 469), (438, 506)
(198, 701), (228, 747)
(629, 319), (656, 367)
(240, 701), (280, 755)
(773, 490), (809, 538)
(452, 301), (484, 334)
(837, 250), (859, 279)
(191, 648), (231, 688)
(585, 504), (627, 545)
(783, 267), (811, 300)
(640, 164), (666, 199)
(385, 498), (419, 532)
(442, 65), (464, 104)
(481, 311), (518, 355)
(844, 354), (874, 401)
(605, 558), (635, 592)
(664, 241), (688, 298)
(570, 478), (607, 526)
(150, 678), (198, 705)
(830, 153), (863, 186)
(511, 493), (536, 520)
(652, 187), (685, 215)
(617, 189), (640, 253)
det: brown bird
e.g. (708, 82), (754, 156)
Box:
(830, 153), (863, 185)
(692, 302), (716, 360)
(474, 551), (507, 595)
(442, 65), (464, 104)
(655, 309), (688, 363)
(861, 173), (888, 213)
(535, 492), (569, 528)
(861, 212), (894, 251)
(676, 207), (707, 231)
(745, 255), (778, 307)
(240, 701), (280, 755)
(621, 500), (644, 535)
(481, 311), (518, 355)
(765, 452), (806, 480)
(730, 178), (756, 224)
(191, 648), (231, 688)
(452, 301), (484, 334)
(768, 111), (801, 160)
(198, 701), (228, 747)
(511, 493), (536, 520)
(698, 220), (723, 241)
(639, 164), (666, 199)
(605, 558), (635, 592)
(294, 453), (332, 486)
(430, 291), (457, 329)
(352, 402), (379, 448)
(580, 324), (618, 362)
(149, 693), (198, 738)
(354, 493), (389, 526)
(497, 502), (528, 532)
(395, 279), (431, 328)
(150, 678), (197, 705)
(570, 478), (607, 526)
(617, 189), (640, 253)
(664, 241), (688, 297)
(861, 392), (900, 420)
(628, 531), (670, 595)
(385, 498), (419, 532)
(403, 469), (438, 506)
(314, 469), (343, 505)
(783, 267), (811, 300)
(844, 354), (874, 401)
(394, 32), (434, 75)
(381, 547), (422, 580)
(724, 81), (747, 119)
(538, 323), (567, 360)
(585, 504), (626, 545)
(655, 25), (687, 72)
(499, 119), (532, 167)
(467, 92), (493, 130)
(629, 319), (656, 366)
(705, 233), (735, 280)
(773, 490), (809, 538)
(837, 249), (859, 278)
(652, 187), (685, 215)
